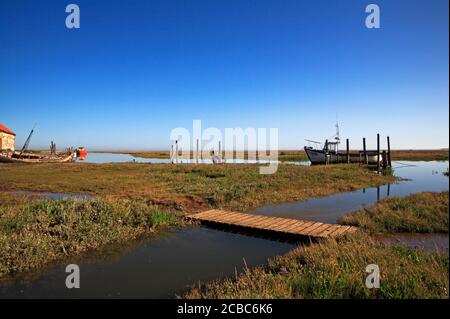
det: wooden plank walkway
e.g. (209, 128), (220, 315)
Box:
(188, 209), (358, 238)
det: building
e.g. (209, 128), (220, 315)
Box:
(0, 123), (16, 152)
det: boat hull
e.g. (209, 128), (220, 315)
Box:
(0, 152), (75, 163)
(304, 147), (382, 165)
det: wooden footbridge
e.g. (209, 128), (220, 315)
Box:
(188, 210), (358, 239)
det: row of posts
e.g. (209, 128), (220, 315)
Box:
(171, 139), (222, 164)
(325, 134), (392, 172)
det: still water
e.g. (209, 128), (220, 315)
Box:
(82, 152), (286, 164)
(81, 152), (171, 164)
(254, 161), (449, 223)
(0, 161), (448, 298)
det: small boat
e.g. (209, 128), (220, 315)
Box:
(0, 125), (83, 164)
(304, 123), (383, 165)
(0, 151), (75, 163)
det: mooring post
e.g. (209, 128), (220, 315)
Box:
(196, 139), (199, 163)
(346, 138), (350, 164)
(382, 150), (387, 168)
(377, 134), (380, 173)
(324, 139), (328, 165)
(175, 140), (179, 164)
(387, 136), (392, 167)
(363, 137), (367, 165)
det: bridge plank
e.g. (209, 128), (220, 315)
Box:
(189, 210), (357, 239)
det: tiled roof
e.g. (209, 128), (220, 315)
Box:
(0, 123), (16, 136)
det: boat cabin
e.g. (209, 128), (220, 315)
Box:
(0, 123), (16, 152)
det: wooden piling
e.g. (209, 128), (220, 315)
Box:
(363, 138), (367, 165)
(382, 150), (387, 169)
(325, 139), (328, 165)
(387, 136), (392, 167)
(196, 139), (199, 163)
(175, 140), (179, 164)
(346, 138), (350, 164)
(377, 134), (380, 173)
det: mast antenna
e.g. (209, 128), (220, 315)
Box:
(335, 115), (340, 142)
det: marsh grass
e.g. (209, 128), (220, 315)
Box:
(0, 163), (394, 213)
(116, 150), (449, 162)
(339, 192), (449, 234)
(0, 195), (181, 279)
(183, 233), (449, 299)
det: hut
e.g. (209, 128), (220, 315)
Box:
(0, 123), (16, 152)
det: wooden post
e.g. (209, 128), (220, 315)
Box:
(382, 150), (387, 169)
(196, 139), (199, 163)
(377, 134), (380, 173)
(363, 138), (367, 165)
(387, 136), (392, 167)
(175, 140), (179, 164)
(346, 138), (350, 164)
(324, 139), (328, 165)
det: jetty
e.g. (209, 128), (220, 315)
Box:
(189, 210), (358, 239)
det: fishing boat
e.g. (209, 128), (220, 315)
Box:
(0, 124), (80, 163)
(304, 123), (383, 165)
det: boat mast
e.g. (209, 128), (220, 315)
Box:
(334, 119), (340, 152)
(18, 124), (36, 159)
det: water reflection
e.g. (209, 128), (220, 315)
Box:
(254, 161), (449, 224)
(0, 227), (294, 298)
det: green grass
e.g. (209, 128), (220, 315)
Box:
(339, 192), (449, 234)
(183, 233), (449, 299)
(390, 150), (448, 161)
(0, 194), (181, 279)
(0, 163), (394, 213)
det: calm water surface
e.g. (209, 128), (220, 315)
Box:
(81, 152), (289, 164)
(254, 161), (449, 223)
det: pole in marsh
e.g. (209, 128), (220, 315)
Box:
(382, 150), (388, 168)
(346, 138), (350, 164)
(387, 136), (392, 167)
(377, 133), (380, 173)
(196, 138), (199, 164)
(175, 140), (179, 164)
(324, 139), (328, 165)
(363, 138), (367, 165)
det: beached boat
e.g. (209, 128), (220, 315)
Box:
(0, 151), (75, 163)
(304, 123), (383, 165)
(304, 146), (382, 165)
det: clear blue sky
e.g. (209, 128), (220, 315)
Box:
(0, 0), (448, 151)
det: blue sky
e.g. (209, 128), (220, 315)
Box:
(0, 0), (448, 150)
